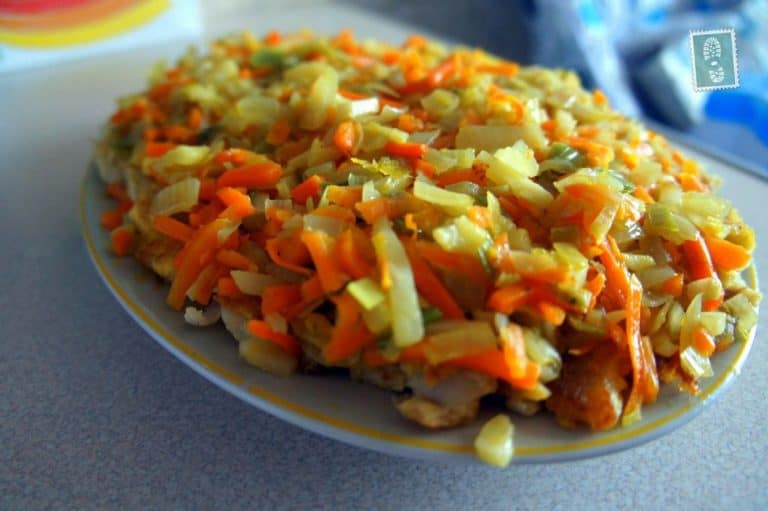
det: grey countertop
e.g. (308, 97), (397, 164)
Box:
(2, 3), (766, 509)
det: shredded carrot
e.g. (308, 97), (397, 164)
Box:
(434, 167), (486, 187)
(355, 195), (413, 224)
(323, 292), (376, 362)
(216, 187), (254, 219)
(300, 230), (349, 293)
(427, 57), (456, 88)
(217, 276), (244, 298)
(214, 148), (252, 166)
(404, 241), (464, 319)
(693, 326), (716, 357)
(100, 210), (124, 230)
(487, 283), (529, 315)
(335, 228), (376, 279)
(167, 218), (231, 310)
(411, 158), (436, 178)
(599, 236), (631, 309)
(264, 30), (282, 45)
(247, 319), (301, 356)
(145, 142), (177, 157)
(266, 118), (291, 146)
(703, 296), (724, 312)
(704, 235), (751, 271)
(660, 274), (684, 297)
(187, 107), (203, 129)
(384, 141), (427, 159)
(593, 89), (608, 106)
(326, 185), (362, 209)
(633, 185), (654, 204)
(217, 162), (283, 189)
(362, 347), (391, 367)
(338, 89), (367, 100)
(677, 172), (706, 192)
(682, 234), (715, 280)
(291, 175), (325, 205)
(265, 236), (313, 276)
(110, 227), (134, 257)
(216, 249), (257, 271)
(152, 215), (194, 242)
(535, 301), (566, 326)
(397, 113), (424, 133)
(333, 120), (357, 155)
(585, 271), (606, 310)
(261, 284), (303, 317)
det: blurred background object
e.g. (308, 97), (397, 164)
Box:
(0, 0), (202, 72)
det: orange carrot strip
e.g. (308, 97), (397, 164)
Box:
(216, 187), (254, 219)
(100, 210), (123, 230)
(300, 230), (349, 293)
(326, 185), (362, 209)
(487, 283), (529, 315)
(585, 271), (606, 310)
(384, 140), (427, 159)
(682, 234), (715, 280)
(215, 249), (257, 271)
(335, 228), (377, 279)
(246, 320), (301, 357)
(599, 236), (631, 309)
(355, 195), (412, 224)
(145, 142), (177, 157)
(216, 162), (283, 189)
(703, 296), (724, 312)
(266, 118), (291, 146)
(678, 172), (706, 192)
(217, 276), (244, 298)
(187, 107), (203, 129)
(633, 185), (654, 204)
(362, 347), (390, 367)
(427, 57), (456, 88)
(291, 175), (325, 205)
(106, 183), (129, 202)
(261, 284), (303, 317)
(404, 242), (464, 319)
(152, 215), (194, 242)
(323, 292), (377, 362)
(434, 167), (486, 187)
(704, 236), (751, 271)
(338, 89), (367, 100)
(693, 326), (716, 357)
(333, 120), (358, 155)
(167, 218), (231, 310)
(412, 158), (436, 178)
(198, 179), (217, 201)
(110, 227), (134, 257)
(265, 237), (313, 276)
(213, 148), (252, 165)
(446, 349), (539, 389)
(398, 341), (428, 364)
(535, 301), (566, 326)
(264, 30), (282, 45)
(660, 274), (684, 297)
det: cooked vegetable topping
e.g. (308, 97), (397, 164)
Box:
(96, 30), (760, 468)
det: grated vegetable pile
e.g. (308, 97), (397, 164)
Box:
(95, 30), (760, 467)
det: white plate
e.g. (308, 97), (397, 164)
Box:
(80, 143), (758, 464)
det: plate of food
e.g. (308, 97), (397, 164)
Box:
(81, 30), (760, 466)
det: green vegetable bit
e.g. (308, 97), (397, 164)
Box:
(250, 49), (286, 68)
